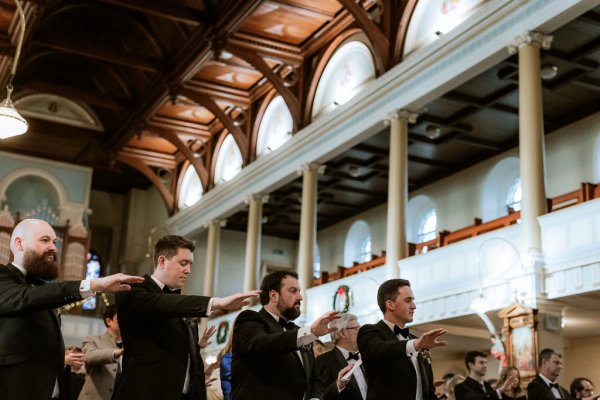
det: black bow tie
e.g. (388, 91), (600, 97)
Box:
(394, 325), (410, 337)
(549, 383), (559, 389)
(278, 318), (296, 331)
(347, 352), (360, 361)
(163, 286), (181, 294)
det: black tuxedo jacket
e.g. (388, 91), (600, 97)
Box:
(0, 263), (82, 400)
(114, 275), (211, 400)
(231, 307), (322, 400)
(316, 347), (364, 400)
(455, 376), (500, 400)
(527, 375), (572, 400)
(357, 320), (436, 400)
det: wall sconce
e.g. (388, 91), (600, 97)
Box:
(0, 0), (28, 139)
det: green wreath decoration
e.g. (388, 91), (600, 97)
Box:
(332, 285), (351, 313)
(216, 320), (229, 344)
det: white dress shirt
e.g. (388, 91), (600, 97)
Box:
(337, 346), (368, 400)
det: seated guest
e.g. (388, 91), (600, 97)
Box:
(571, 378), (595, 399)
(447, 375), (466, 400)
(497, 366), (525, 400)
(454, 351), (515, 400)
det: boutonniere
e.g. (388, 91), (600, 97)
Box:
(419, 349), (432, 365)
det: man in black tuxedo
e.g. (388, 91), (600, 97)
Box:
(232, 270), (340, 400)
(357, 278), (447, 400)
(114, 234), (259, 400)
(0, 218), (143, 400)
(528, 348), (600, 400)
(454, 351), (514, 400)
(316, 313), (367, 400)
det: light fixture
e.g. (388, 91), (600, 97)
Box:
(0, 0), (28, 139)
(425, 125), (442, 140)
(540, 64), (558, 80)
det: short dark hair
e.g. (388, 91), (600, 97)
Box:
(464, 351), (487, 370)
(539, 348), (560, 366)
(571, 377), (592, 397)
(259, 270), (298, 305)
(103, 305), (117, 327)
(154, 235), (195, 266)
(377, 279), (411, 313)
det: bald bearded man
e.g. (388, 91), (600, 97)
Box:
(0, 218), (143, 400)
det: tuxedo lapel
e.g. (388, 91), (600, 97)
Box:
(333, 347), (361, 397)
(258, 308), (306, 374)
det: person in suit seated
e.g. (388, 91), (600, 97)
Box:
(0, 218), (143, 400)
(528, 349), (600, 400)
(571, 378), (595, 399)
(232, 270), (340, 400)
(316, 313), (367, 400)
(78, 305), (123, 399)
(114, 234), (260, 400)
(357, 278), (448, 400)
(455, 351), (516, 400)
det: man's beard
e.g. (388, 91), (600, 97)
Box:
(279, 301), (301, 321)
(23, 249), (59, 281)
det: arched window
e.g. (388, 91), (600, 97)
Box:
(313, 243), (321, 279)
(311, 41), (376, 119)
(214, 134), (243, 185)
(256, 95), (293, 157)
(506, 177), (522, 212)
(178, 165), (203, 209)
(418, 208), (437, 243)
(344, 220), (372, 266)
(82, 250), (102, 310)
(403, 0), (488, 57)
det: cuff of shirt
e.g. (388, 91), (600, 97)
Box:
(406, 339), (417, 357)
(496, 389), (502, 399)
(297, 326), (318, 346)
(206, 298), (214, 317)
(79, 279), (95, 298)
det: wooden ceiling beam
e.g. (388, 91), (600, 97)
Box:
(33, 37), (163, 73)
(118, 147), (177, 169)
(228, 33), (303, 64)
(185, 79), (252, 107)
(114, 153), (175, 212)
(21, 80), (127, 110)
(98, 0), (205, 26)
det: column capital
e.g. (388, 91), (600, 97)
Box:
(245, 193), (269, 205)
(203, 218), (227, 229)
(384, 109), (418, 126)
(507, 31), (553, 55)
(297, 162), (326, 176)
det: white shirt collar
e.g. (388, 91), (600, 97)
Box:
(11, 262), (26, 276)
(265, 308), (283, 323)
(150, 274), (166, 290)
(539, 373), (556, 386)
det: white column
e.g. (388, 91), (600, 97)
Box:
(385, 110), (417, 279)
(509, 31), (553, 270)
(243, 194), (268, 292)
(296, 163), (325, 317)
(203, 219), (225, 297)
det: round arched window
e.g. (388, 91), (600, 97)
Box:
(344, 220), (373, 266)
(214, 134), (243, 185)
(178, 165), (203, 209)
(82, 250), (102, 310)
(418, 208), (437, 243)
(256, 95), (293, 157)
(506, 177), (522, 212)
(311, 41), (376, 119)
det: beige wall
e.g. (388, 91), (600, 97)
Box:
(563, 335), (600, 389)
(88, 190), (127, 275)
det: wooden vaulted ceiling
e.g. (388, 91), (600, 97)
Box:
(0, 1), (599, 240)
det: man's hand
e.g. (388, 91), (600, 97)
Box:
(65, 349), (85, 370)
(212, 290), (261, 311)
(90, 273), (144, 292)
(336, 364), (354, 391)
(199, 325), (217, 349)
(413, 328), (447, 351)
(112, 348), (125, 360)
(310, 310), (340, 337)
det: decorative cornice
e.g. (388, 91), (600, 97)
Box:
(245, 193), (269, 205)
(385, 109), (419, 125)
(297, 162), (326, 176)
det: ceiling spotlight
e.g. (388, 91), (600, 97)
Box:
(540, 64), (558, 80)
(347, 164), (366, 178)
(425, 125), (442, 140)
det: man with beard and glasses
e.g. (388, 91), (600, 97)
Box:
(232, 270), (340, 400)
(0, 218), (144, 400)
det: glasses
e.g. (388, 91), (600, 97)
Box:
(343, 326), (360, 330)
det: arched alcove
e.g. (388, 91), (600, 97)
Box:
(344, 220), (372, 266)
(255, 95), (294, 158)
(480, 156), (520, 221)
(407, 194), (437, 243)
(178, 164), (203, 209)
(213, 133), (243, 185)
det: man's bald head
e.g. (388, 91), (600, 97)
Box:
(11, 218), (59, 280)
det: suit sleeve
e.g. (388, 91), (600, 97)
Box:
(455, 382), (481, 400)
(115, 283), (210, 318)
(357, 324), (410, 363)
(232, 310), (300, 358)
(82, 336), (115, 366)
(0, 271), (81, 315)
